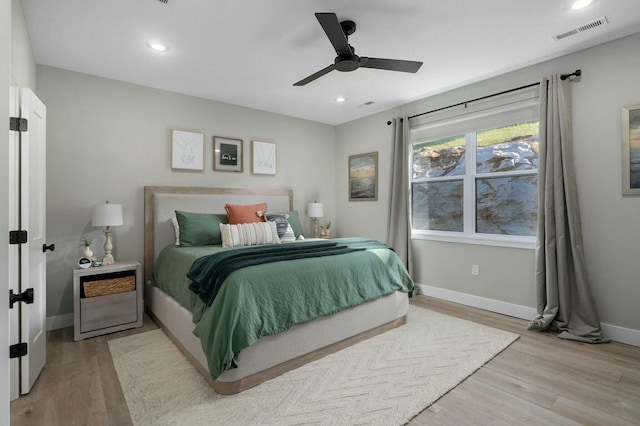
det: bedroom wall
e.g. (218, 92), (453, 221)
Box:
(36, 65), (337, 324)
(336, 32), (640, 342)
(335, 110), (396, 243)
(10, 0), (35, 89)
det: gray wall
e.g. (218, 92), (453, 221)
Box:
(10, 0), (35, 89)
(336, 33), (640, 333)
(37, 66), (336, 319)
(336, 110), (395, 243)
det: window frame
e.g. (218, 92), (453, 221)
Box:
(409, 86), (540, 249)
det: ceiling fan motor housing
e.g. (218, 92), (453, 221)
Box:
(335, 52), (360, 72)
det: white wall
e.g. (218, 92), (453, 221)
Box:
(336, 33), (640, 337)
(36, 65), (337, 320)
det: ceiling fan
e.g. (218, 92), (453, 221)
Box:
(293, 12), (423, 86)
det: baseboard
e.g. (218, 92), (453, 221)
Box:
(417, 284), (537, 320)
(46, 313), (73, 331)
(600, 323), (640, 347)
(416, 284), (640, 348)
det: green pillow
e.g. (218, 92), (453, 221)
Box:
(175, 211), (228, 246)
(287, 211), (304, 237)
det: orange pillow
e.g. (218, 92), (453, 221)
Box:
(225, 202), (268, 224)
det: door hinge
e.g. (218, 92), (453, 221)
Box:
(9, 117), (28, 132)
(9, 343), (28, 359)
(9, 230), (28, 244)
(10, 288), (34, 309)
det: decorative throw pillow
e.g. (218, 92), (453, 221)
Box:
(285, 211), (304, 237)
(171, 217), (180, 245)
(174, 211), (228, 246)
(263, 212), (296, 242)
(219, 221), (280, 248)
(225, 202), (268, 224)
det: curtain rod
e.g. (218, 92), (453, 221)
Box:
(386, 69), (581, 125)
(561, 69), (581, 81)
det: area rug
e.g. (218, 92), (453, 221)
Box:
(109, 306), (518, 425)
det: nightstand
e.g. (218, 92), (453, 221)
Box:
(73, 260), (143, 341)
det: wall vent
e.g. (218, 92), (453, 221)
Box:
(554, 16), (608, 41)
(155, 0), (169, 4)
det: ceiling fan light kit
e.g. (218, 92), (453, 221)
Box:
(294, 12), (423, 86)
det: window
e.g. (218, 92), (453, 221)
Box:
(409, 86), (539, 248)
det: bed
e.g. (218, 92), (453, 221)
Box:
(144, 185), (414, 394)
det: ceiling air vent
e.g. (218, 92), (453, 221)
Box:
(554, 16), (608, 41)
(155, 0), (169, 4)
(357, 101), (375, 108)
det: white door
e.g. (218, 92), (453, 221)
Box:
(18, 88), (47, 394)
(8, 87), (20, 400)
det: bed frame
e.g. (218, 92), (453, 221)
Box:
(143, 185), (409, 394)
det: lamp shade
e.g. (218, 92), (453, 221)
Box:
(307, 202), (324, 218)
(92, 203), (123, 227)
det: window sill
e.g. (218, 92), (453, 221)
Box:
(411, 230), (535, 250)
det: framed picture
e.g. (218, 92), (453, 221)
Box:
(252, 140), (277, 175)
(349, 151), (378, 201)
(213, 136), (243, 172)
(622, 103), (640, 195)
(171, 130), (204, 171)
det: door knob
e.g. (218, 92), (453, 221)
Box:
(42, 243), (55, 252)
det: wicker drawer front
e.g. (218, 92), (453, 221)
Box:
(83, 275), (135, 298)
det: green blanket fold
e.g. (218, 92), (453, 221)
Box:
(187, 240), (370, 306)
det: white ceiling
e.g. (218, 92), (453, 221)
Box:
(21, 0), (640, 125)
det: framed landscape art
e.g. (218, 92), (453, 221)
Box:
(213, 136), (243, 172)
(349, 151), (378, 201)
(622, 103), (640, 195)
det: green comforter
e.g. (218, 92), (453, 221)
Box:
(153, 238), (414, 381)
(187, 239), (386, 307)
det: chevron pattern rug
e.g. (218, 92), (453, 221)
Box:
(109, 306), (518, 425)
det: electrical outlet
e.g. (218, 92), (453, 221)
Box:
(471, 265), (479, 276)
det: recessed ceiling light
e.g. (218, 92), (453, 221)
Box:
(336, 97), (347, 103)
(572, 0), (592, 10)
(148, 42), (168, 52)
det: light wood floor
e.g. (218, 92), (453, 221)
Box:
(10, 296), (640, 425)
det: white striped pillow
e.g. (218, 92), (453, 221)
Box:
(219, 221), (281, 248)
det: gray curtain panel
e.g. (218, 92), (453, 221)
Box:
(387, 117), (413, 276)
(527, 76), (607, 343)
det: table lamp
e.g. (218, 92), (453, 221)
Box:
(307, 202), (324, 238)
(92, 201), (123, 265)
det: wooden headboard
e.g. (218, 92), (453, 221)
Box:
(143, 186), (293, 283)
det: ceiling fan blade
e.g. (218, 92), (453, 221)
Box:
(315, 13), (352, 55)
(360, 57), (423, 73)
(293, 64), (336, 86)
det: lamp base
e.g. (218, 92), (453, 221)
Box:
(103, 227), (116, 265)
